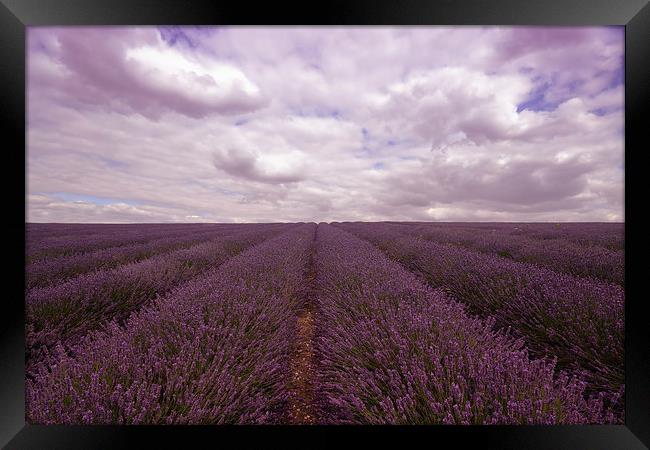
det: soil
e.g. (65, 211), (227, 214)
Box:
(287, 226), (318, 425)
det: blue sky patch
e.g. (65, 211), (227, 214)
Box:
(291, 107), (341, 119)
(589, 106), (622, 117)
(49, 192), (140, 206)
(516, 82), (562, 113)
(158, 26), (200, 49)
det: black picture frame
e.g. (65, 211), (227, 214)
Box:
(1, 0), (648, 448)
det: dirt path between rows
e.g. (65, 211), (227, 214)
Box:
(287, 224), (318, 424)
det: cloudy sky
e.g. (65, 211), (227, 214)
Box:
(27, 26), (624, 223)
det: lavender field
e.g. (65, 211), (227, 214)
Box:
(25, 221), (624, 425)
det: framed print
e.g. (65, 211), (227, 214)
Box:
(1, 0), (648, 448)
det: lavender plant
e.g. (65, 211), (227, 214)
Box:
(26, 224), (274, 289)
(313, 224), (615, 424)
(26, 223), (226, 262)
(384, 222), (623, 285)
(27, 224), (315, 424)
(26, 225), (291, 363)
(336, 223), (624, 403)
(24, 221), (624, 425)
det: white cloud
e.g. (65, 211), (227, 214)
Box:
(27, 27), (624, 223)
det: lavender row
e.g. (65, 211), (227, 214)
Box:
(26, 223), (210, 242)
(391, 222), (624, 251)
(26, 225), (272, 290)
(27, 224), (316, 424)
(26, 223), (286, 247)
(382, 222), (623, 285)
(507, 223), (624, 250)
(26, 224), (232, 262)
(336, 223), (624, 397)
(313, 224), (615, 424)
(26, 224), (291, 360)
(26, 223), (211, 246)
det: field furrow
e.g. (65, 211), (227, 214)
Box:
(286, 224), (319, 425)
